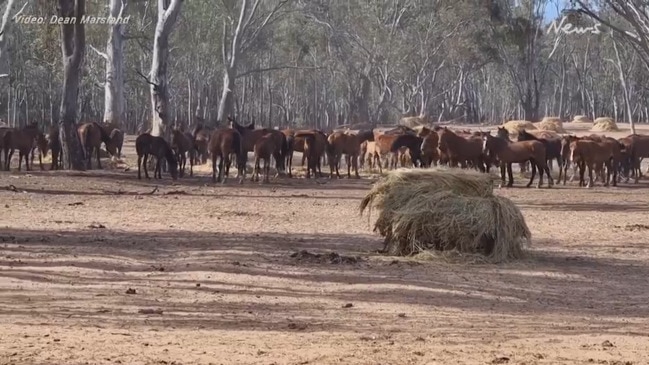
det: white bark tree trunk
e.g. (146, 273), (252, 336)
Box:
(149, 0), (182, 137)
(0, 0), (28, 78)
(97, 0), (126, 127)
(58, 0), (86, 170)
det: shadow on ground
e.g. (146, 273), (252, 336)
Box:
(1, 227), (647, 336)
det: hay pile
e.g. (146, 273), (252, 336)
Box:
(359, 168), (531, 263)
(572, 115), (592, 123)
(591, 117), (619, 132)
(534, 117), (566, 133)
(502, 120), (536, 136)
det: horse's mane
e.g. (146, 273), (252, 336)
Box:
(91, 122), (112, 144)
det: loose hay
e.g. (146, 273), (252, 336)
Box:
(502, 120), (537, 137)
(360, 168), (531, 263)
(534, 117), (566, 133)
(591, 117), (619, 132)
(572, 115), (592, 123)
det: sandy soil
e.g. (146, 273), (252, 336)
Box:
(1, 123), (649, 365)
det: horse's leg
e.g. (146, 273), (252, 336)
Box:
(143, 154), (151, 179)
(507, 163), (515, 187)
(17, 151), (23, 171)
(586, 163), (594, 188)
(499, 163), (506, 188)
(544, 162), (553, 187)
(39, 150), (44, 171)
(604, 160), (612, 187)
(526, 160), (537, 188)
(611, 158), (618, 187)
(264, 157), (271, 183)
(211, 154), (218, 183)
(96, 146), (102, 169)
(137, 155), (143, 179)
(25, 150), (30, 171)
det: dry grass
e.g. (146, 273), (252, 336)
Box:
(591, 117), (619, 132)
(359, 168), (531, 262)
(502, 120), (536, 137)
(572, 115), (592, 123)
(399, 115), (431, 127)
(535, 117), (566, 133)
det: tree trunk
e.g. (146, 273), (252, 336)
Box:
(58, 0), (86, 170)
(102, 0), (126, 127)
(217, 67), (235, 123)
(149, 0), (183, 137)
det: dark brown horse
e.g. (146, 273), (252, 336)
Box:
(483, 129), (553, 188)
(517, 129), (562, 173)
(0, 127), (12, 170)
(171, 128), (196, 177)
(77, 122), (116, 169)
(48, 125), (62, 170)
(192, 123), (212, 165)
(30, 132), (49, 170)
(135, 133), (178, 180)
(389, 134), (424, 167)
(108, 128), (124, 158)
(6, 123), (43, 171)
(208, 127), (246, 184)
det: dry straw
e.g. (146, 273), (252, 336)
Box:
(591, 117), (619, 132)
(502, 120), (536, 137)
(571, 115), (592, 123)
(360, 168), (531, 263)
(535, 117), (566, 133)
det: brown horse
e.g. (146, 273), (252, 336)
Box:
(294, 130), (328, 178)
(108, 128), (124, 158)
(362, 141), (382, 173)
(301, 133), (319, 179)
(326, 131), (362, 179)
(171, 128), (195, 177)
(619, 134), (649, 183)
(208, 127), (246, 184)
(77, 122), (116, 169)
(251, 134), (277, 183)
(135, 133), (178, 180)
(419, 132), (439, 167)
(0, 127), (12, 170)
(192, 123), (212, 165)
(517, 129), (562, 172)
(569, 137), (613, 188)
(30, 132), (49, 170)
(483, 130), (553, 188)
(230, 117), (287, 175)
(48, 125), (63, 170)
(6, 123), (43, 171)
(373, 133), (401, 170)
(438, 127), (487, 172)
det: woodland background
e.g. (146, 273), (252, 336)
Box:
(1, 0), (648, 134)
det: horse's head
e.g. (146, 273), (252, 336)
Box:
(496, 127), (509, 140)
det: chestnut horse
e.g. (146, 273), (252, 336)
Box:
(135, 133), (178, 180)
(252, 134), (277, 183)
(483, 129), (553, 188)
(48, 125), (63, 170)
(294, 130), (328, 178)
(438, 127), (488, 172)
(108, 128), (124, 158)
(326, 131), (362, 179)
(229, 117), (287, 175)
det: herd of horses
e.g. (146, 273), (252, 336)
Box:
(1, 118), (649, 189)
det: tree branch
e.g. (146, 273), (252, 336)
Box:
(89, 44), (108, 60)
(235, 64), (322, 79)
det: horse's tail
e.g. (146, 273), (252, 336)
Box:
(232, 130), (246, 166)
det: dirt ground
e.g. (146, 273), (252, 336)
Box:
(1, 122), (649, 365)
